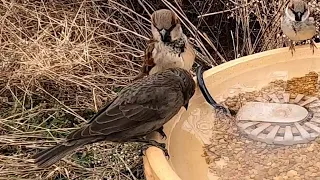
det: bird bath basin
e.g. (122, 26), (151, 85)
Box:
(143, 44), (320, 180)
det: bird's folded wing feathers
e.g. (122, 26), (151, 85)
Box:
(133, 40), (157, 80)
(67, 85), (183, 140)
(145, 40), (157, 65)
(141, 40), (157, 73)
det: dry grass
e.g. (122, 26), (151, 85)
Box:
(0, 0), (148, 179)
(0, 0), (319, 179)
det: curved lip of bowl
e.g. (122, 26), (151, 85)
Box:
(142, 44), (320, 180)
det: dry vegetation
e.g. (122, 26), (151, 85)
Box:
(0, 0), (319, 179)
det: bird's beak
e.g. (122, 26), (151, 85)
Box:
(184, 102), (189, 110)
(295, 12), (302, 21)
(160, 29), (170, 42)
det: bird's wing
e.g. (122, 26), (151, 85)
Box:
(309, 6), (317, 25)
(181, 42), (196, 70)
(134, 40), (157, 80)
(67, 77), (183, 140)
(144, 39), (157, 66)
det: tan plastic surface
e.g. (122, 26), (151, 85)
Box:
(236, 102), (309, 123)
(143, 44), (320, 180)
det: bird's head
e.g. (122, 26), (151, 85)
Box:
(168, 68), (195, 110)
(286, 0), (310, 22)
(151, 9), (182, 43)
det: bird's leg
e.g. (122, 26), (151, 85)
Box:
(289, 40), (295, 56)
(130, 138), (170, 158)
(310, 39), (318, 54)
(155, 126), (167, 140)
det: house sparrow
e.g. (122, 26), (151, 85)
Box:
(134, 9), (195, 80)
(281, 0), (317, 55)
(33, 68), (195, 168)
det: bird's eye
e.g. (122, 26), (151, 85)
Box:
(153, 23), (176, 33)
(289, 7), (295, 13)
(153, 23), (161, 31)
(167, 24), (176, 32)
(301, 7), (307, 14)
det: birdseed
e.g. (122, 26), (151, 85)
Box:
(203, 72), (320, 180)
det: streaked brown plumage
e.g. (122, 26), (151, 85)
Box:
(134, 9), (195, 80)
(33, 68), (195, 168)
(281, 0), (317, 55)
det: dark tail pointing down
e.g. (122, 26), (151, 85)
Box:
(33, 137), (101, 168)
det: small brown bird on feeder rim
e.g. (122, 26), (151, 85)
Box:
(134, 9), (195, 80)
(281, 0), (317, 55)
(33, 67), (195, 168)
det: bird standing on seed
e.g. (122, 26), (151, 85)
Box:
(33, 68), (195, 168)
(281, 0), (317, 55)
(134, 9), (195, 80)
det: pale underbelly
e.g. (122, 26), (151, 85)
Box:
(284, 29), (315, 41)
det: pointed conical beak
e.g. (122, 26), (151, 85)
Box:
(160, 29), (170, 42)
(184, 102), (189, 110)
(295, 12), (302, 21)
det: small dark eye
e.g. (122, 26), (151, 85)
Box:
(167, 24), (176, 32)
(153, 24), (161, 31)
(289, 7), (294, 12)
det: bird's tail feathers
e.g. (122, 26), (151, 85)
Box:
(33, 137), (100, 168)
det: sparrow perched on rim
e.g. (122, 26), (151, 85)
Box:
(281, 0), (317, 55)
(33, 68), (195, 168)
(134, 9), (195, 80)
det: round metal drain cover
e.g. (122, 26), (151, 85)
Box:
(236, 93), (320, 145)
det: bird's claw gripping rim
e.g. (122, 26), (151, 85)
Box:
(156, 126), (167, 140)
(140, 140), (170, 159)
(196, 64), (236, 117)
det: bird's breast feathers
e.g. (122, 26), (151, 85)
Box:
(281, 16), (316, 41)
(152, 42), (184, 66)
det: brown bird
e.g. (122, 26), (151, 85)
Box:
(281, 0), (317, 55)
(134, 9), (195, 80)
(33, 68), (195, 168)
